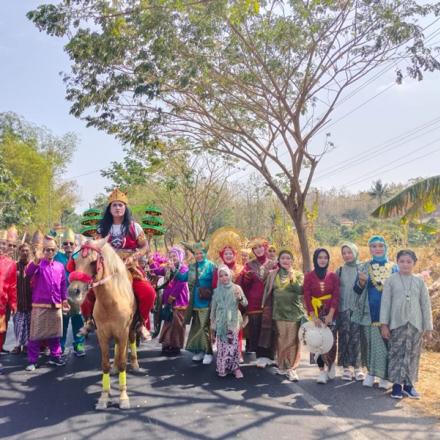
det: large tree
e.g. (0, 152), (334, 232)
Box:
(28, 0), (440, 269)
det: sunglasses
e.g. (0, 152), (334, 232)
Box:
(63, 242), (74, 246)
(43, 248), (56, 253)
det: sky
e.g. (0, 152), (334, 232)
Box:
(1, 1), (439, 214)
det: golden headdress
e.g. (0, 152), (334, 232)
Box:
(208, 227), (245, 262)
(0, 230), (7, 241)
(32, 230), (44, 247)
(7, 225), (18, 243)
(63, 228), (76, 243)
(108, 188), (128, 205)
(248, 236), (269, 249)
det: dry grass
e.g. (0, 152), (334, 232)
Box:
(405, 351), (440, 419)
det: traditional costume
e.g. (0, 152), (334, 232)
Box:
(303, 248), (339, 382)
(55, 228), (85, 355)
(0, 229), (17, 353)
(26, 236), (67, 368)
(179, 242), (216, 364)
(151, 247), (189, 355)
(80, 189), (156, 338)
(262, 262), (305, 381)
(352, 236), (397, 386)
(335, 242), (363, 381)
(12, 244), (32, 353)
(236, 237), (277, 365)
(210, 265), (247, 378)
(380, 271), (433, 394)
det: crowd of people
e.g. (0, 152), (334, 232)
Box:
(0, 189), (434, 401)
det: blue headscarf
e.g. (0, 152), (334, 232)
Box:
(368, 235), (388, 264)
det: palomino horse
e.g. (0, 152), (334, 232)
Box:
(68, 238), (139, 410)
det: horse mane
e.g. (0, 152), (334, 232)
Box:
(93, 238), (133, 301)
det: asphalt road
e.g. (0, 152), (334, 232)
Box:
(0, 324), (438, 440)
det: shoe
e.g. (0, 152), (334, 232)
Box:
(275, 367), (287, 376)
(342, 368), (353, 381)
(256, 357), (270, 368)
(233, 369), (244, 379)
(354, 369), (365, 381)
(48, 357), (66, 367)
(202, 354), (213, 365)
(286, 369), (299, 382)
(239, 356), (244, 364)
(11, 346), (21, 355)
(74, 344), (86, 357)
(403, 385), (421, 399)
(363, 374), (375, 387)
(328, 363), (336, 380)
(379, 379), (391, 390)
(25, 363), (36, 371)
(317, 371), (328, 384)
(139, 326), (152, 342)
(391, 384), (403, 399)
(192, 352), (204, 362)
(0, 348), (9, 354)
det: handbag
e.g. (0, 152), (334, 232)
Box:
(198, 286), (213, 300)
(160, 304), (173, 322)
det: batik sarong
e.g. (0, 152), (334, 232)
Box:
(275, 320), (301, 370)
(216, 330), (240, 376)
(360, 324), (388, 379)
(388, 323), (422, 384)
(186, 308), (212, 354)
(159, 308), (186, 349)
(337, 309), (361, 368)
(30, 306), (63, 341)
(13, 311), (31, 346)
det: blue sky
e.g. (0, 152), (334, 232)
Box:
(1, 1), (439, 213)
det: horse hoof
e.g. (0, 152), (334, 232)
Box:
(119, 399), (130, 410)
(96, 399), (109, 410)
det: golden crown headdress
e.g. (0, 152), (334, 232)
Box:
(208, 227), (245, 262)
(108, 188), (128, 205)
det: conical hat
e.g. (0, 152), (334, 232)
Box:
(208, 227), (244, 261)
(7, 225), (18, 243)
(299, 321), (334, 355)
(63, 228), (76, 243)
(32, 230), (44, 246)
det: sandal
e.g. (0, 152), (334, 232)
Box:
(11, 346), (22, 355)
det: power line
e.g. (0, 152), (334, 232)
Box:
(342, 139), (440, 187)
(314, 115), (440, 181)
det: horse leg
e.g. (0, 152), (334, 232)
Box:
(115, 336), (130, 409)
(129, 325), (140, 372)
(96, 334), (111, 410)
(110, 343), (119, 376)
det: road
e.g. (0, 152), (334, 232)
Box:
(0, 327), (438, 440)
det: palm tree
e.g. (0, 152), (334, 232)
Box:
(368, 179), (392, 206)
(371, 176), (440, 234)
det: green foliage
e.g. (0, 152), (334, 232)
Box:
(0, 112), (78, 229)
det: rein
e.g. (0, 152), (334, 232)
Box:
(68, 243), (115, 288)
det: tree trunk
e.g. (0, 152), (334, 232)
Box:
(290, 209), (311, 272)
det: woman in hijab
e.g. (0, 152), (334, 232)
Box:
(303, 248), (340, 384)
(336, 243), (364, 381)
(210, 265), (248, 378)
(353, 236), (397, 389)
(151, 247), (189, 356)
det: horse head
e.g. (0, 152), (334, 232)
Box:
(68, 238), (107, 306)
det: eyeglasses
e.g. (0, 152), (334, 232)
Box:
(63, 242), (74, 246)
(43, 248), (56, 253)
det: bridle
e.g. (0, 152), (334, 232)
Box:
(69, 243), (114, 289)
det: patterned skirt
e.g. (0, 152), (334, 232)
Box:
(360, 324), (388, 379)
(388, 323), (423, 385)
(159, 308), (186, 349)
(216, 330), (240, 376)
(13, 311), (31, 346)
(336, 310), (361, 369)
(275, 320), (301, 371)
(186, 308), (212, 354)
